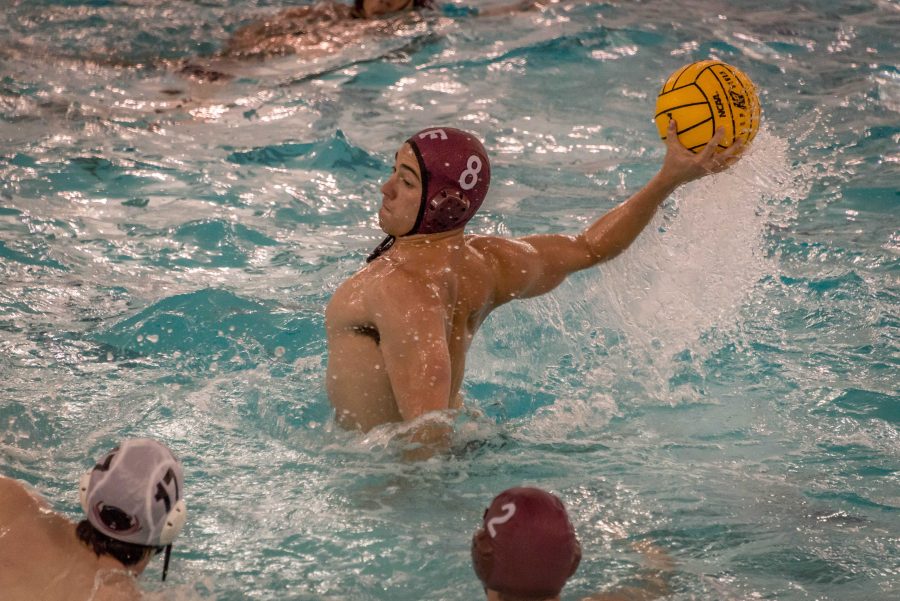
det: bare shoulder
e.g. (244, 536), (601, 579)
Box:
(0, 475), (27, 506)
(364, 261), (442, 308)
(92, 572), (143, 601)
(0, 474), (23, 495)
(326, 260), (423, 332)
(467, 234), (542, 277)
(468, 234), (538, 259)
(466, 234), (544, 304)
(0, 476), (47, 518)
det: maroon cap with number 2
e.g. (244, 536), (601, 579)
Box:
(471, 487), (582, 599)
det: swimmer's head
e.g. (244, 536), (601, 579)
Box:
(78, 438), (187, 580)
(402, 126), (491, 236)
(354, 0), (431, 18)
(472, 487), (582, 600)
(367, 126), (491, 261)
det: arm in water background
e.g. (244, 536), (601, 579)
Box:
(581, 541), (676, 601)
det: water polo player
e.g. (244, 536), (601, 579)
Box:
(0, 438), (187, 600)
(473, 487), (675, 601)
(473, 487), (582, 600)
(326, 122), (743, 451)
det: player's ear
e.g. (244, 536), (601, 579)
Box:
(472, 527), (495, 583)
(428, 189), (470, 230)
(569, 538), (582, 577)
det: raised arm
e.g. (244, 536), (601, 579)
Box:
(485, 122), (743, 305)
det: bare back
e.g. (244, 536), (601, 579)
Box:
(0, 477), (141, 601)
(326, 233), (503, 431)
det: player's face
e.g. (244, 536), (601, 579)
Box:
(362, 0), (414, 18)
(379, 144), (422, 236)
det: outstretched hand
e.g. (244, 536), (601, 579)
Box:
(660, 118), (745, 188)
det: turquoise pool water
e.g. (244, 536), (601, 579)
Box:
(1, 1), (897, 599)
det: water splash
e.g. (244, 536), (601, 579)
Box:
(573, 129), (806, 403)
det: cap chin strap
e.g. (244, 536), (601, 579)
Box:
(158, 498), (186, 582)
(366, 189), (467, 263)
(161, 544), (173, 581)
(366, 235), (396, 263)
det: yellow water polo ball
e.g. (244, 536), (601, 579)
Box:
(654, 59), (761, 152)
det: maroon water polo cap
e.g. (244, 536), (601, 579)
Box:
(472, 487), (582, 599)
(403, 127), (491, 235)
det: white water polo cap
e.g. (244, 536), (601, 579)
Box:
(79, 438), (187, 547)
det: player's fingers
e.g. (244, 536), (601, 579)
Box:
(726, 137), (746, 156)
(718, 138), (746, 167)
(699, 127), (725, 160)
(664, 118), (679, 148)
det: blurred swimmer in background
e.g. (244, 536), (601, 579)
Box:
(177, 0), (541, 80)
(219, 0), (433, 60)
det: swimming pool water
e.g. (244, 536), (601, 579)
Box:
(1, 1), (898, 599)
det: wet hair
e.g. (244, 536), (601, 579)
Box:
(75, 519), (158, 567)
(353, 0), (433, 18)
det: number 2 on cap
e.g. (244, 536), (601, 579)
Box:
(487, 502), (516, 538)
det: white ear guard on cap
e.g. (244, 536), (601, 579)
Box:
(79, 471), (91, 514)
(159, 499), (187, 546)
